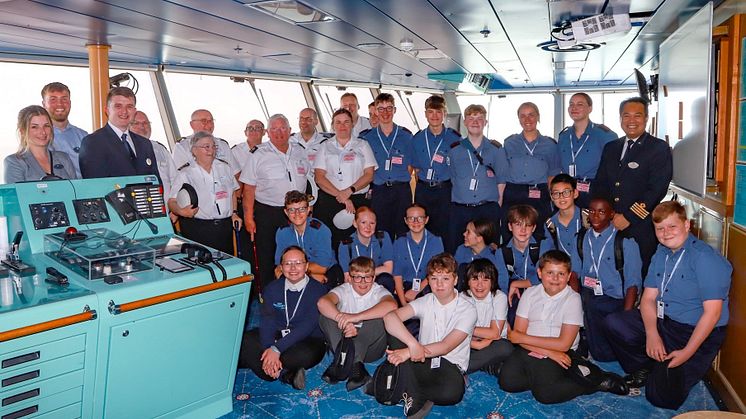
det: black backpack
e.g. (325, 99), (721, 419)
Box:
(576, 227), (626, 290)
(342, 231), (386, 262)
(500, 230), (545, 278)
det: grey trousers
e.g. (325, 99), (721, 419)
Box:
(319, 315), (387, 363)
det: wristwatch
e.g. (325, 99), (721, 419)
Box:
(349, 185), (356, 193)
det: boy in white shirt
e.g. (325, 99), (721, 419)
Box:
(499, 250), (627, 404)
(318, 256), (397, 391)
(378, 253), (477, 418)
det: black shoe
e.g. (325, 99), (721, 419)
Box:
(403, 394), (433, 419)
(598, 373), (630, 395)
(346, 362), (371, 392)
(322, 364), (340, 384)
(281, 368), (306, 390)
(623, 368), (650, 389)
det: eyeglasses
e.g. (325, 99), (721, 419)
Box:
(350, 274), (374, 283)
(245, 127), (263, 132)
(376, 106), (394, 113)
(282, 260), (307, 267)
(191, 118), (215, 124)
(286, 206), (309, 214)
(550, 189), (573, 199)
(194, 145), (217, 150)
(405, 216), (426, 223)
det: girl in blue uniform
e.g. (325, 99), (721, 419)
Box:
(337, 206), (394, 287)
(453, 218), (499, 290)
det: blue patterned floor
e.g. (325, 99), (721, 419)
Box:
(223, 302), (720, 418)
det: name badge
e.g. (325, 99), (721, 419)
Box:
(343, 152), (356, 162)
(657, 300), (664, 319)
(469, 178), (478, 191)
(215, 190), (228, 200)
(336, 171), (345, 182)
(384, 159), (391, 171)
(583, 276), (597, 288)
(296, 166), (307, 175)
(568, 164), (576, 177)
(391, 156), (403, 165)
(308, 154), (316, 162)
(528, 187), (541, 199)
(433, 154), (444, 164)
(431, 356), (441, 369)
(426, 168), (434, 180)
(593, 280), (603, 296)
(281, 328), (291, 337)
(412, 278), (421, 292)
(577, 180), (590, 193)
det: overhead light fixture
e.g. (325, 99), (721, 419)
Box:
(356, 42), (385, 50)
(399, 38), (414, 52)
(245, 0), (337, 24)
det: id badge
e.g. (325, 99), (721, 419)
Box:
(469, 178), (478, 191)
(657, 300), (665, 319)
(568, 164), (576, 177)
(431, 356), (441, 369)
(281, 328), (291, 337)
(426, 168), (434, 180)
(412, 278), (421, 292)
(583, 276), (597, 288)
(336, 171), (345, 182)
(528, 186), (541, 199)
(577, 180), (590, 193)
(593, 280), (603, 296)
(385, 159), (391, 171)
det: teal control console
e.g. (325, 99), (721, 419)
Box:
(0, 176), (252, 419)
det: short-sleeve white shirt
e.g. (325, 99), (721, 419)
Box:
(515, 285), (583, 350)
(232, 142), (257, 173)
(151, 141), (177, 200)
(352, 116), (372, 140)
(314, 136), (377, 193)
(410, 291), (477, 372)
(239, 142), (309, 207)
(330, 282), (391, 314)
(172, 135), (240, 175)
(290, 132), (327, 174)
(462, 291), (509, 338)
(169, 159), (239, 220)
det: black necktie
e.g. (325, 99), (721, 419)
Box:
(621, 139), (634, 161)
(122, 133), (135, 160)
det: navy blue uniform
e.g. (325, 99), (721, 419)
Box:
(79, 124), (160, 180)
(557, 122), (617, 208)
(604, 234), (731, 409)
(361, 125), (414, 237)
(591, 133), (672, 275)
(412, 126), (460, 241)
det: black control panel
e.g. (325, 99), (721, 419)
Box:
(29, 202), (70, 230)
(73, 198), (111, 225)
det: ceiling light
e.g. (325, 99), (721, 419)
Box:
(356, 42), (385, 50)
(246, 0), (337, 25)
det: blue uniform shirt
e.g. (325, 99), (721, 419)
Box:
(501, 237), (555, 289)
(337, 231), (394, 272)
(503, 133), (561, 184)
(491, 249), (513, 293)
(557, 121), (617, 180)
(51, 123), (88, 178)
(645, 234), (732, 327)
(545, 206), (584, 275)
(274, 218), (336, 268)
(411, 126), (459, 182)
(454, 245), (498, 267)
(361, 124), (413, 184)
(448, 138), (508, 204)
(580, 225), (642, 299)
(392, 230), (444, 283)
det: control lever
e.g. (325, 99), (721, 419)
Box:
(2, 231), (36, 276)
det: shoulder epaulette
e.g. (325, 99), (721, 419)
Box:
(321, 132), (334, 139)
(309, 219), (322, 229)
(216, 158), (229, 166)
(375, 231), (386, 240)
(597, 124), (612, 132)
(178, 136), (189, 143)
(447, 128), (461, 137)
(400, 126), (413, 135)
(177, 162), (190, 171)
(414, 129), (425, 137)
(216, 137), (229, 146)
(319, 137), (330, 144)
(250, 145), (258, 153)
(559, 126), (570, 135)
(358, 128), (372, 138)
(488, 139), (503, 149)
(340, 237), (353, 246)
(450, 140), (462, 149)
(230, 143), (238, 149)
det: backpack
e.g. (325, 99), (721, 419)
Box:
(343, 231), (386, 262)
(576, 227), (626, 290)
(500, 230), (545, 278)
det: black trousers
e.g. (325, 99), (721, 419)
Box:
(467, 340), (514, 373)
(604, 309), (727, 410)
(501, 182), (552, 243)
(235, 201), (255, 264)
(387, 336), (465, 406)
(319, 316), (387, 363)
(238, 328), (326, 381)
(314, 190), (370, 252)
(414, 181), (452, 246)
(253, 202), (288, 291)
(580, 287), (624, 362)
(370, 182), (412, 239)
(499, 347), (593, 404)
(448, 201), (502, 253)
(179, 217), (233, 255)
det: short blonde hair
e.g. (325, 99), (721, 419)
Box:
(464, 104), (487, 118)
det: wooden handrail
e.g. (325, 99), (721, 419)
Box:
(109, 274), (252, 315)
(0, 310), (97, 343)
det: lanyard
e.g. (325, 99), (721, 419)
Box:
(557, 218), (580, 255)
(271, 142), (294, 184)
(406, 232), (428, 278)
(433, 293), (459, 341)
(336, 138), (352, 175)
(659, 250), (686, 300)
(588, 230), (615, 275)
(294, 228), (304, 248)
(466, 149), (481, 177)
(355, 244), (373, 258)
(377, 126), (399, 158)
(522, 136), (538, 156)
(424, 129), (444, 168)
(570, 124), (592, 164)
(284, 280), (308, 328)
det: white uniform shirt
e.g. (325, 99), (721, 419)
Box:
(352, 116), (372, 140)
(314, 136), (377, 194)
(410, 291), (477, 372)
(462, 291), (509, 339)
(290, 131), (327, 173)
(516, 285), (583, 350)
(232, 142), (257, 173)
(330, 282), (391, 314)
(169, 160), (239, 220)
(172, 135), (240, 175)
(239, 142), (309, 207)
(151, 141), (177, 200)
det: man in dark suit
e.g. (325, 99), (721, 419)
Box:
(592, 97), (672, 275)
(79, 87), (159, 179)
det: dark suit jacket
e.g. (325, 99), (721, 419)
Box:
(79, 124), (160, 179)
(591, 132), (672, 228)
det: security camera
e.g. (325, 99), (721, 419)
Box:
(400, 38), (414, 52)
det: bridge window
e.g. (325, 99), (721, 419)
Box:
(110, 69), (169, 148)
(253, 79), (308, 133)
(457, 93), (556, 144)
(313, 85), (373, 131)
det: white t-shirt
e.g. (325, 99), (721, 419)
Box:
(239, 142), (309, 207)
(410, 291), (477, 372)
(462, 291), (508, 339)
(314, 136), (377, 193)
(515, 285), (583, 350)
(331, 282), (391, 314)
